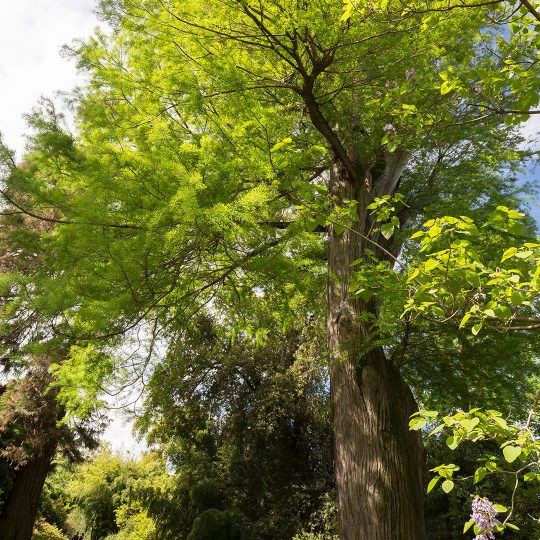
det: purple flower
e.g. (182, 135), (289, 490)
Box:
(383, 123), (396, 134)
(471, 496), (501, 540)
(405, 68), (416, 81)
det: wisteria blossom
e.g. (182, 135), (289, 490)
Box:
(471, 496), (501, 539)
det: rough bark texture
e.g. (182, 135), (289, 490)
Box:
(327, 163), (426, 540)
(0, 440), (57, 540)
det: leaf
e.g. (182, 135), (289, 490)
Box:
(429, 423), (445, 436)
(459, 313), (472, 328)
(440, 80), (454, 95)
(407, 267), (420, 283)
(441, 479), (454, 493)
(502, 445), (522, 463)
(493, 416), (508, 429)
(474, 467), (487, 484)
(427, 476), (439, 493)
(340, 0), (354, 20)
(446, 436), (459, 450)
(424, 258), (439, 272)
(380, 223), (395, 240)
(409, 417), (427, 431)
(501, 247), (518, 262)
(506, 523), (520, 530)
(524, 471), (536, 482)
(460, 417), (479, 431)
(492, 503), (508, 512)
(511, 291), (523, 305)
(334, 223), (345, 235)
(463, 519), (475, 533)
(271, 137), (293, 152)
(471, 323), (482, 336)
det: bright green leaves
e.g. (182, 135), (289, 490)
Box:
(502, 445), (522, 464)
(403, 209), (540, 334)
(428, 463), (459, 494)
(417, 404), (540, 533)
(438, 68), (463, 96)
(367, 193), (407, 241)
(50, 345), (115, 422)
(350, 258), (393, 303)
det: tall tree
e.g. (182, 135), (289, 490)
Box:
(0, 141), (103, 540)
(0, 1), (538, 538)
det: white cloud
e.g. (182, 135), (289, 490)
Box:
(0, 0), (98, 157)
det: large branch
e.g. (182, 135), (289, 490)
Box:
(300, 86), (360, 185)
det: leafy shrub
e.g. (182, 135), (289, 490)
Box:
(32, 518), (68, 540)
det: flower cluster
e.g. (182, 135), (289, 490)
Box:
(383, 123), (396, 134)
(405, 68), (416, 81)
(471, 496), (501, 540)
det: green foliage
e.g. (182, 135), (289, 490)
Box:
(414, 404), (540, 536)
(403, 208), (540, 333)
(32, 518), (68, 540)
(66, 449), (166, 540)
(135, 321), (333, 540)
(50, 345), (115, 422)
(187, 509), (247, 540)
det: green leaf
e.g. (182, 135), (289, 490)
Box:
(427, 476), (439, 493)
(511, 291), (523, 305)
(380, 223), (395, 240)
(441, 479), (454, 493)
(409, 417), (427, 431)
(471, 323), (482, 336)
(460, 417), (479, 431)
(270, 136), (293, 152)
(501, 247), (518, 262)
(493, 416), (508, 429)
(492, 503), (508, 512)
(474, 467), (487, 484)
(407, 267), (420, 283)
(502, 445), (522, 463)
(334, 222), (346, 235)
(463, 518), (475, 533)
(446, 436), (459, 450)
(459, 312), (472, 328)
(440, 80), (455, 95)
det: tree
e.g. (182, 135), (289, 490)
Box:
(0, 138), (103, 540)
(0, 1), (539, 538)
(136, 319), (333, 539)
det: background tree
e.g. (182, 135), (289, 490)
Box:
(136, 319), (333, 540)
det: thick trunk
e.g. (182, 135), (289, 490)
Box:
(327, 164), (426, 540)
(0, 440), (57, 540)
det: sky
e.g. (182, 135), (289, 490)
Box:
(0, 1), (538, 453)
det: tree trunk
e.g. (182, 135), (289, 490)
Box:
(327, 163), (426, 540)
(0, 440), (57, 540)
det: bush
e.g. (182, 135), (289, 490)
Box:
(32, 518), (68, 540)
(187, 509), (247, 540)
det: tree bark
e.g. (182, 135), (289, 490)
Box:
(327, 163), (426, 540)
(0, 440), (57, 540)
